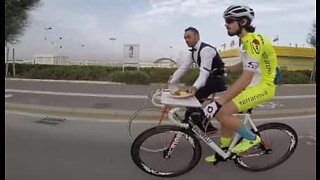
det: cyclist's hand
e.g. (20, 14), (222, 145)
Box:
(203, 101), (222, 119)
(168, 83), (179, 94)
(188, 86), (197, 96)
(167, 75), (173, 83)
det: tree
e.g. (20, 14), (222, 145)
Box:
(5, 0), (41, 45)
(306, 21), (316, 83)
(306, 21), (316, 48)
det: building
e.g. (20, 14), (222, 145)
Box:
(219, 46), (316, 71)
(33, 54), (69, 65)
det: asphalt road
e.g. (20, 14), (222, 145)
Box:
(5, 112), (316, 180)
(5, 79), (316, 111)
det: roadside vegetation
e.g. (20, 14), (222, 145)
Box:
(5, 64), (313, 85)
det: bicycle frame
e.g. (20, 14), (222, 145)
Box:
(132, 89), (298, 176)
(192, 113), (258, 159)
(167, 107), (259, 160)
(153, 89), (261, 160)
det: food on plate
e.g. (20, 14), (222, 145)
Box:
(173, 91), (189, 96)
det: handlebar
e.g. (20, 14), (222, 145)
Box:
(151, 89), (165, 107)
(168, 107), (189, 128)
(150, 89), (189, 128)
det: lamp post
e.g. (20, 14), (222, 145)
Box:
(52, 36), (63, 55)
(109, 37), (116, 61)
(44, 26), (52, 40)
(169, 46), (173, 60)
(44, 26), (55, 56)
(5, 46), (9, 76)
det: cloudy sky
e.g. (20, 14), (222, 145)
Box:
(11, 0), (316, 61)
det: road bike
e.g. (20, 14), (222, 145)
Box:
(130, 90), (298, 177)
(127, 88), (218, 151)
(128, 67), (226, 146)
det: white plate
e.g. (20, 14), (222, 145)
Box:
(169, 93), (193, 99)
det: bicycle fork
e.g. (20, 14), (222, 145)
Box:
(163, 132), (183, 159)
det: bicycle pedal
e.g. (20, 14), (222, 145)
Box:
(230, 153), (238, 160)
(211, 153), (226, 166)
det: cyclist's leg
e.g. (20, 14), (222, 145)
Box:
(229, 84), (275, 153)
(184, 85), (213, 127)
(206, 84), (275, 162)
(191, 77), (226, 132)
(205, 102), (238, 162)
(195, 76), (227, 103)
(205, 98), (258, 162)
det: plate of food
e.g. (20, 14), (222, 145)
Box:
(169, 91), (193, 99)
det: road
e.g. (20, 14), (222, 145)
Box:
(5, 79), (316, 179)
(5, 79), (316, 111)
(5, 112), (315, 180)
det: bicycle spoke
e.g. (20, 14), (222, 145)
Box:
(131, 125), (201, 177)
(234, 123), (298, 171)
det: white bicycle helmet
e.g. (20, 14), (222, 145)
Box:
(223, 5), (255, 20)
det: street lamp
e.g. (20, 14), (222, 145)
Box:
(169, 46), (173, 60)
(109, 37), (117, 61)
(51, 36), (63, 54)
(44, 27), (52, 40)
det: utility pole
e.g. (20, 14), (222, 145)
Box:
(6, 47), (9, 76)
(12, 48), (15, 77)
(109, 37), (116, 62)
(310, 57), (316, 83)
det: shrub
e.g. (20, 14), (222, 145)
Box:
(278, 70), (311, 84)
(141, 67), (175, 83)
(180, 69), (199, 85)
(108, 70), (151, 84)
(5, 64), (313, 84)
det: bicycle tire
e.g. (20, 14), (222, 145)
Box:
(234, 122), (298, 171)
(128, 107), (185, 152)
(131, 125), (202, 177)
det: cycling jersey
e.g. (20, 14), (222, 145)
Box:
(240, 32), (278, 86)
(169, 41), (225, 90)
(232, 32), (279, 111)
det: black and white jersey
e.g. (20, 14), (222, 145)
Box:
(169, 41), (224, 89)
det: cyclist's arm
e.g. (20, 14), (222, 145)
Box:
(225, 61), (243, 73)
(216, 70), (254, 105)
(169, 53), (193, 84)
(192, 47), (216, 90)
(216, 53), (260, 105)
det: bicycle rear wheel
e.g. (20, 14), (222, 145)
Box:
(128, 107), (185, 152)
(131, 125), (201, 177)
(234, 122), (298, 171)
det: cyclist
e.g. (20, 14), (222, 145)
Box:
(202, 5), (280, 163)
(168, 27), (227, 133)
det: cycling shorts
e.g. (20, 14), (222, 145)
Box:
(232, 83), (275, 112)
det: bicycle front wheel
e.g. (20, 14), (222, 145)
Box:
(131, 125), (201, 177)
(128, 107), (185, 151)
(234, 122), (298, 171)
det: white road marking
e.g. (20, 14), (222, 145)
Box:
(5, 94), (13, 98)
(5, 89), (147, 99)
(4, 89), (316, 100)
(272, 95), (316, 99)
(5, 110), (316, 123)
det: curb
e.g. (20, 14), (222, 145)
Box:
(5, 78), (123, 85)
(5, 102), (316, 121)
(5, 103), (132, 120)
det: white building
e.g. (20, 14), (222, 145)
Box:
(33, 54), (69, 65)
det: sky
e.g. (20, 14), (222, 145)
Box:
(10, 0), (316, 62)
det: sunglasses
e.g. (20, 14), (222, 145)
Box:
(225, 18), (237, 24)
